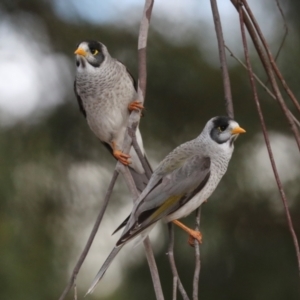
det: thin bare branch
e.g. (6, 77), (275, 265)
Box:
(128, 126), (152, 179)
(264, 0), (288, 87)
(167, 223), (190, 300)
(231, 0), (300, 151)
(192, 208), (201, 300)
(210, 0), (234, 118)
(143, 238), (164, 300)
(137, 0), (155, 100)
(237, 0), (300, 149)
(241, 0), (300, 115)
(172, 277), (178, 300)
(136, 1), (187, 298)
(238, 3), (300, 277)
(273, 0), (288, 63)
(74, 284), (77, 300)
(119, 165), (164, 300)
(58, 171), (119, 300)
(225, 45), (300, 129)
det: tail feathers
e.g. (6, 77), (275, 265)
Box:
(112, 215), (130, 235)
(131, 225), (154, 248)
(85, 245), (124, 296)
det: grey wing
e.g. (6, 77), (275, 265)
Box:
(116, 155), (211, 245)
(117, 60), (137, 91)
(74, 80), (86, 117)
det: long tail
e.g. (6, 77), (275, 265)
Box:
(85, 245), (124, 296)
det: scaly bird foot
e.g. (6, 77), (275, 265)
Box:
(128, 100), (144, 112)
(113, 150), (131, 166)
(188, 230), (202, 247)
(172, 219), (202, 247)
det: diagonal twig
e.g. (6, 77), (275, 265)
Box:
(225, 45), (300, 128)
(273, 0), (288, 63)
(115, 1), (164, 299)
(238, 2), (300, 277)
(230, 0), (300, 151)
(241, 0), (300, 115)
(167, 223), (190, 300)
(58, 171), (119, 300)
(118, 164), (164, 300)
(264, 0), (288, 87)
(210, 0), (234, 118)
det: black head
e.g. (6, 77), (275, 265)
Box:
(74, 40), (105, 68)
(209, 116), (245, 145)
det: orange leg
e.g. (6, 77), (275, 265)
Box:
(128, 100), (144, 112)
(172, 219), (202, 247)
(111, 141), (131, 166)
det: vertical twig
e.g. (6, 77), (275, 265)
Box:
(137, 0), (154, 100)
(167, 223), (190, 300)
(172, 277), (178, 300)
(192, 208), (201, 300)
(238, 2), (300, 277)
(73, 284), (77, 300)
(58, 171), (119, 300)
(136, 0), (189, 298)
(210, 0), (234, 118)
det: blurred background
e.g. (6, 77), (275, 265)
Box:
(0, 0), (300, 299)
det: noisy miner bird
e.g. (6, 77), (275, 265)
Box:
(74, 40), (150, 192)
(86, 116), (246, 294)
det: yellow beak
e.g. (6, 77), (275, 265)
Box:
(231, 126), (246, 135)
(74, 48), (87, 57)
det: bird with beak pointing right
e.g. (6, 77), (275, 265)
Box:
(86, 116), (246, 295)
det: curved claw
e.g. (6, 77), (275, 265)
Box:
(128, 100), (144, 112)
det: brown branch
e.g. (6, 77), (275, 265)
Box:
(241, 0), (300, 115)
(264, 0), (288, 87)
(192, 207), (201, 300)
(115, 1), (165, 299)
(136, 1), (189, 298)
(231, 0), (300, 151)
(225, 45), (300, 128)
(273, 0), (288, 63)
(238, 3), (300, 277)
(210, 0), (234, 118)
(60, 1), (159, 298)
(167, 223), (190, 300)
(58, 171), (119, 300)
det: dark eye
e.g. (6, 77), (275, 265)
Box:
(91, 48), (98, 55)
(218, 125), (227, 132)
